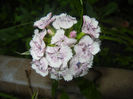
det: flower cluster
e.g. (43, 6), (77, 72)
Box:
(30, 13), (101, 81)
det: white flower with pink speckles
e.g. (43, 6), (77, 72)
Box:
(46, 45), (72, 68)
(30, 29), (46, 60)
(32, 57), (48, 77)
(69, 55), (93, 77)
(82, 15), (101, 38)
(74, 36), (100, 58)
(50, 68), (73, 81)
(34, 12), (55, 29)
(51, 29), (77, 46)
(29, 12), (101, 81)
(52, 13), (77, 29)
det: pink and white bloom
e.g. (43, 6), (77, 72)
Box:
(61, 68), (73, 81)
(30, 13), (101, 81)
(70, 30), (77, 38)
(46, 45), (73, 69)
(69, 55), (93, 77)
(70, 36), (95, 77)
(82, 15), (101, 38)
(34, 12), (55, 29)
(74, 36), (100, 60)
(51, 29), (77, 46)
(30, 29), (46, 60)
(32, 57), (48, 77)
(52, 13), (77, 29)
(50, 68), (73, 81)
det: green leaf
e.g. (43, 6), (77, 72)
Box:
(100, 35), (126, 45)
(80, 0), (83, 5)
(84, 0), (97, 17)
(32, 91), (38, 99)
(101, 2), (118, 17)
(101, 26), (133, 46)
(16, 51), (30, 55)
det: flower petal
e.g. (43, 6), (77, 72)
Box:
(89, 42), (100, 55)
(52, 13), (77, 29)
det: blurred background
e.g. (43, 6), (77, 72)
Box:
(0, 0), (133, 99)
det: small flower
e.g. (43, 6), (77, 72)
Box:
(32, 57), (48, 77)
(74, 36), (100, 59)
(30, 29), (46, 60)
(34, 12), (55, 29)
(51, 29), (77, 46)
(82, 15), (101, 38)
(46, 45), (73, 68)
(69, 55), (93, 77)
(70, 30), (77, 38)
(49, 68), (73, 81)
(74, 39), (91, 63)
(52, 13), (77, 29)
(62, 69), (73, 81)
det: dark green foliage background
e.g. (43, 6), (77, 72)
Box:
(0, 0), (133, 99)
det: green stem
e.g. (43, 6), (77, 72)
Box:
(78, 0), (84, 33)
(51, 80), (59, 99)
(80, 0), (83, 5)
